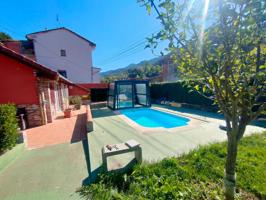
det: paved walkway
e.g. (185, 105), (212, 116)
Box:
(25, 106), (87, 149)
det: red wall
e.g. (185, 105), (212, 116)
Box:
(78, 83), (109, 89)
(2, 41), (21, 54)
(69, 85), (89, 96)
(0, 54), (39, 104)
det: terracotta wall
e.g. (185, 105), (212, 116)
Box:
(0, 54), (39, 104)
(69, 85), (89, 96)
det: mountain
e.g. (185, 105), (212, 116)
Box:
(100, 56), (165, 78)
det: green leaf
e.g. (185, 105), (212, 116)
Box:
(145, 4), (152, 15)
(194, 85), (200, 91)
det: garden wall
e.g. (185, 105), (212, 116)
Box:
(86, 105), (93, 132)
(150, 82), (218, 111)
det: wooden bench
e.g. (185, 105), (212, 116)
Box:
(102, 140), (142, 171)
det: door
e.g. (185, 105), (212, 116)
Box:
(54, 84), (61, 112)
(117, 83), (133, 109)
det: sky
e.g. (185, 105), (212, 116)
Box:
(0, 0), (164, 72)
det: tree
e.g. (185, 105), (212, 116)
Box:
(139, 0), (266, 199)
(0, 32), (12, 40)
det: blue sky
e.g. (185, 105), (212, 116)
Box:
(0, 0), (164, 72)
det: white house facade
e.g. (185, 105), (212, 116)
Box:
(26, 27), (101, 83)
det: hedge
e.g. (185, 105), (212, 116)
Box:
(150, 82), (218, 111)
(0, 104), (18, 154)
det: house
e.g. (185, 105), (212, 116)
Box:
(0, 44), (88, 128)
(26, 27), (101, 83)
(149, 55), (179, 83)
(1, 27), (101, 84)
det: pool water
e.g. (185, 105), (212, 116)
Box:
(118, 101), (133, 108)
(121, 108), (190, 128)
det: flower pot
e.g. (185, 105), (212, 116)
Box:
(64, 109), (72, 118)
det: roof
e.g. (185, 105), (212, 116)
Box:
(78, 83), (109, 89)
(113, 80), (150, 84)
(0, 44), (58, 78)
(59, 74), (89, 92)
(26, 27), (96, 47)
(0, 44), (88, 93)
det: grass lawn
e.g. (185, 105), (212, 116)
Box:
(79, 131), (266, 200)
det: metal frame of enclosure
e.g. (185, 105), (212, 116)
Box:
(107, 80), (151, 110)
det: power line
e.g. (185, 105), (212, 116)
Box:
(101, 47), (147, 67)
(99, 28), (161, 66)
(100, 41), (146, 65)
(0, 23), (160, 72)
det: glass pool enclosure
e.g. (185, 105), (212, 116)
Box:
(107, 80), (151, 110)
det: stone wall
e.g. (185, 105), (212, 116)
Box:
(17, 104), (43, 127)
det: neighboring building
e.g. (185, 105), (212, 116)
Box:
(1, 27), (101, 84)
(0, 44), (87, 128)
(26, 27), (100, 83)
(161, 59), (178, 82)
(149, 56), (179, 83)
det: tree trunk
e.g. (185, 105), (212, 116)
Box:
(224, 133), (238, 200)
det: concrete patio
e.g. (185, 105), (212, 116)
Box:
(25, 106), (87, 149)
(0, 106), (264, 200)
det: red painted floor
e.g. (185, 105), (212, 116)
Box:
(25, 106), (87, 149)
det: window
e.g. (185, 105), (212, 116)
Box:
(60, 49), (66, 57)
(58, 70), (67, 78)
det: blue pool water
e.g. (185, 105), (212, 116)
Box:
(118, 101), (133, 108)
(121, 108), (190, 128)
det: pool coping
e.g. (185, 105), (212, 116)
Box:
(114, 107), (207, 134)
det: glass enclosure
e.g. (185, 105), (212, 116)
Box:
(107, 80), (151, 110)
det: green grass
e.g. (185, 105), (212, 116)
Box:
(79, 132), (266, 200)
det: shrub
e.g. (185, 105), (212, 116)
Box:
(0, 104), (18, 154)
(69, 96), (82, 109)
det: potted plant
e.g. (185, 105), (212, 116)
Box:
(64, 108), (72, 118)
(69, 96), (82, 110)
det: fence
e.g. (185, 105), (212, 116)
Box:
(150, 82), (218, 111)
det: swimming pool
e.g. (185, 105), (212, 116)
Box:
(120, 108), (190, 128)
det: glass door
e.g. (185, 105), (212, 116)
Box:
(116, 83), (133, 109)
